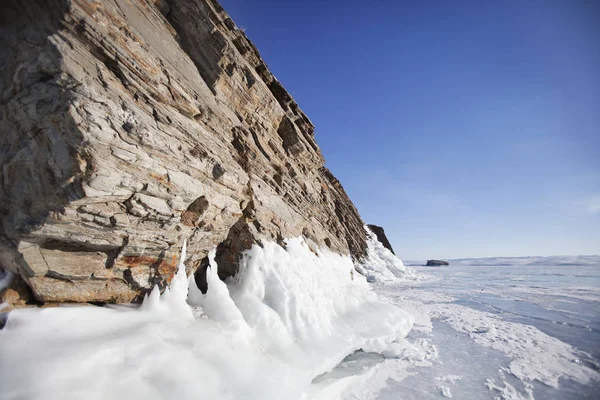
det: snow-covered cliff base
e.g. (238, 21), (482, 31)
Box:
(0, 235), (416, 400)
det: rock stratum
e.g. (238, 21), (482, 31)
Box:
(0, 0), (367, 306)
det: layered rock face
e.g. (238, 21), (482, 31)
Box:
(0, 0), (366, 304)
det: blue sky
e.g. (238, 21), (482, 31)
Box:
(220, 0), (600, 259)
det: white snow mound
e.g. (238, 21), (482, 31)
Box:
(0, 238), (414, 400)
(355, 227), (416, 283)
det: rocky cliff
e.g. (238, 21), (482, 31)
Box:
(0, 0), (367, 305)
(367, 225), (395, 255)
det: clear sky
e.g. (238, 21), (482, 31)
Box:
(219, 0), (600, 259)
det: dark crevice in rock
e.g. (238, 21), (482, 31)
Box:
(268, 80), (291, 112)
(211, 163), (226, 180)
(101, 56), (130, 89)
(123, 272), (155, 304)
(254, 64), (269, 82)
(213, 200), (256, 280)
(231, 36), (248, 56)
(249, 127), (271, 161)
(242, 66), (255, 88)
(106, 236), (129, 269)
(231, 126), (253, 173)
(166, 3), (227, 94)
(190, 145), (208, 159)
(273, 173), (283, 187)
(193, 256), (210, 294)
(45, 270), (76, 282)
(181, 196), (209, 227)
(122, 268), (142, 291)
(225, 62), (235, 77)
(125, 250), (170, 293)
(122, 121), (134, 133)
(37, 238), (120, 253)
(87, 301), (108, 307)
(300, 126), (319, 153)
(249, 128), (271, 161)
(277, 116), (305, 157)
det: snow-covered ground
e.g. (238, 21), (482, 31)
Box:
(0, 233), (598, 399)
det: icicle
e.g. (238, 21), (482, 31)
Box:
(141, 285), (161, 311)
(139, 240), (194, 320)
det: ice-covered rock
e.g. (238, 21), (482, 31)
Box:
(367, 224), (395, 254)
(356, 227), (416, 283)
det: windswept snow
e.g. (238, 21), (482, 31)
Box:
(429, 303), (597, 387)
(379, 264), (600, 400)
(0, 237), (414, 400)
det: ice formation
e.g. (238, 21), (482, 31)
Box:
(0, 237), (414, 400)
(355, 227), (416, 283)
(3, 232), (597, 400)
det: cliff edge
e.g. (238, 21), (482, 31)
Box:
(0, 0), (366, 304)
(367, 225), (395, 255)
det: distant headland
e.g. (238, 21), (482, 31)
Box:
(425, 260), (450, 266)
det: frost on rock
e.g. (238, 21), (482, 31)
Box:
(0, 237), (414, 400)
(355, 226), (416, 283)
(227, 238), (414, 368)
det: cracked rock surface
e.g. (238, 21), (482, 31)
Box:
(0, 0), (367, 304)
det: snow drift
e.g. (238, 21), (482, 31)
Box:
(0, 236), (414, 400)
(356, 227), (416, 283)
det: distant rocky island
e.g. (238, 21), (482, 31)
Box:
(426, 260), (449, 266)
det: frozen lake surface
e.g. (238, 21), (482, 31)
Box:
(367, 263), (600, 399)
